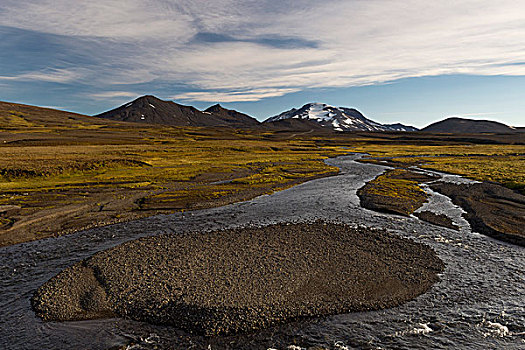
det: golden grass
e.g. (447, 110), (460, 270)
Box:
(364, 169), (426, 197)
(357, 169), (429, 215)
(0, 141), (344, 203)
(0, 118), (347, 245)
(351, 144), (525, 194)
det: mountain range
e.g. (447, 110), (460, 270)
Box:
(95, 96), (419, 132)
(3, 95), (520, 134)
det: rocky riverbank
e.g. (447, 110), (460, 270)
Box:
(430, 181), (525, 246)
(32, 222), (444, 336)
(357, 164), (525, 247)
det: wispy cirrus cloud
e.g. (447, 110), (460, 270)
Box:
(172, 88), (300, 102)
(0, 0), (195, 40)
(0, 68), (84, 83)
(87, 91), (140, 99)
(1, 0), (524, 103)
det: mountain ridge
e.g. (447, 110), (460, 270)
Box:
(14, 95), (519, 134)
(204, 104), (260, 127)
(94, 95), (259, 128)
(264, 103), (418, 132)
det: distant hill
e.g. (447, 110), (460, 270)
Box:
(264, 103), (418, 132)
(0, 100), (112, 128)
(422, 117), (517, 133)
(204, 104), (260, 127)
(0, 100), (169, 146)
(94, 95), (259, 127)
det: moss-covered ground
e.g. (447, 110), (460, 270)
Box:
(0, 102), (350, 245)
(350, 144), (524, 194)
(356, 169), (432, 216)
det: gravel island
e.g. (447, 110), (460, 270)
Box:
(33, 222), (444, 336)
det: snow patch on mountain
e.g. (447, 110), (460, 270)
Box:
(265, 103), (418, 132)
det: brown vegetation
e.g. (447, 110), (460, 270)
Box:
(430, 181), (525, 246)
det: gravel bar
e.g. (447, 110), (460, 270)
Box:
(32, 221), (444, 336)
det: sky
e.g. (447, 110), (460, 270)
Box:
(0, 0), (524, 128)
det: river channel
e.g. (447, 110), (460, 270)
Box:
(1, 155), (523, 349)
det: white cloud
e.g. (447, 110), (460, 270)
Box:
(39, 105), (66, 110)
(0, 68), (84, 83)
(87, 91), (140, 99)
(0, 0), (195, 40)
(1, 0), (524, 102)
(172, 88), (300, 102)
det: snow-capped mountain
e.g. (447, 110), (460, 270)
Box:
(265, 103), (418, 132)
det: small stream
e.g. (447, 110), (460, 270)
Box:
(1, 155), (524, 349)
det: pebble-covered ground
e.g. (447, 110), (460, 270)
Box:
(32, 222), (444, 336)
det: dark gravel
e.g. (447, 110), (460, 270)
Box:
(415, 211), (460, 231)
(430, 181), (525, 246)
(32, 221), (444, 336)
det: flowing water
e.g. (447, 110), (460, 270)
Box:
(1, 155), (524, 349)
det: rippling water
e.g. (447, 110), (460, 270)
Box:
(1, 155), (524, 349)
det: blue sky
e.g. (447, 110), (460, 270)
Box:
(1, 1), (524, 127)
